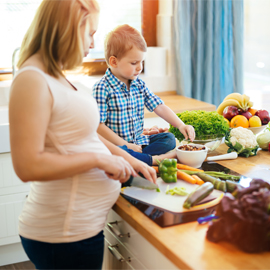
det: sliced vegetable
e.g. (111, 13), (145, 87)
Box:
(192, 175), (204, 185)
(158, 158), (177, 183)
(183, 182), (214, 209)
(166, 186), (189, 196)
(177, 171), (196, 184)
(176, 164), (204, 172)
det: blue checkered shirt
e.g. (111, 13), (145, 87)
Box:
(92, 69), (164, 145)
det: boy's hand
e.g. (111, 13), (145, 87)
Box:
(127, 143), (142, 153)
(179, 125), (195, 141)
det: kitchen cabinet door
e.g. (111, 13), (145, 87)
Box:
(0, 192), (27, 246)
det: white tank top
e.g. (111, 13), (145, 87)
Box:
(13, 67), (121, 243)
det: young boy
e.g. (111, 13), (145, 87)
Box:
(93, 24), (195, 166)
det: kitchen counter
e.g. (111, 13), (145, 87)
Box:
(112, 144), (270, 269)
(144, 92), (216, 118)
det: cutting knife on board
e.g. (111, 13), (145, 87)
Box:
(122, 175), (159, 190)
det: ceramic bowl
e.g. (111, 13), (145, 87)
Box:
(247, 124), (267, 135)
(176, 143), (208, 169)
(181, 134), (225, 152)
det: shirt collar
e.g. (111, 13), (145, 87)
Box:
(105, 68), (139, 91)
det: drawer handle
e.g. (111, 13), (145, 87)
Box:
(107, 222), (130, 238)
(108, 245), (131, 263)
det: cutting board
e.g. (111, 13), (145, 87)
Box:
(121, 178), (224, 213)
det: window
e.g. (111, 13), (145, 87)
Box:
(0, 0), (142, 69)
(244, 0), (270, 109)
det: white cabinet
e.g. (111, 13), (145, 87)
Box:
(103, 209), (179, 270)
(0, 153), (31, 266)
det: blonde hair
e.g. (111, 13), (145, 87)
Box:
(17, 0), (99, 77)
(104, 24), (147, 66)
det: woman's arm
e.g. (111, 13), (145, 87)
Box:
(9, 71), (135, 183)
(154, 104), (195, 141)
(98, 135), (156, 183)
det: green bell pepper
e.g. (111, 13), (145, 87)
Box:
(158, 158), (177, 183)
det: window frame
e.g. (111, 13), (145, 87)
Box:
(0, 0), (158, 79)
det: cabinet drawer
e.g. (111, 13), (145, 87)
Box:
(106, 209), (178, 270)
(104, 226), (146, 270)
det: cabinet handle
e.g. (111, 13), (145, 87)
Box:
(108, 245), (131, 263)
(108, 245), (124, 262)
(107, 222), (130, 238)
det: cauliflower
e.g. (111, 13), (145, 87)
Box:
(225, 127), (259, 157)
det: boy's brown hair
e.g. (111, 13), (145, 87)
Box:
(104, 24), (147, 65)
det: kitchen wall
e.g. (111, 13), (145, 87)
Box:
(0, 0), (175, 106)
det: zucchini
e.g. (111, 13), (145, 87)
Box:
(226, 180), (243, 193)
(197, 173), (227, 192)
(217, 180), (227, 192)
(183, 182), (214, 209)
(197, 173), (218, 185)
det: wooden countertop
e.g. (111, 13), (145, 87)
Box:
(113, 145), (270, 269)
(144, 92), (216, 118)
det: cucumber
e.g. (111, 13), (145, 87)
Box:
(183, 182), (214, 209)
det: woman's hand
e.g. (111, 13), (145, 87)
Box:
(127, 143), (142, 153)
(179, 125), (196, 141)
(128, 158), (157, 184)
(97, 154), (137, 183)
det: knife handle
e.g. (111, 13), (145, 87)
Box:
(121, 175), (133, 188)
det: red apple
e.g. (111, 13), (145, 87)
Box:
(240, 111), (252, 120)
(223, 106), (239, 120)
(255, 110), (270, 125)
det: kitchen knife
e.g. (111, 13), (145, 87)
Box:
(122, 175), (159, 190)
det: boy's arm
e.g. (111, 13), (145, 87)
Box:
(97, 123), (142, 152)
(154, 104), (195, 141)
(98, 134), (156, 183)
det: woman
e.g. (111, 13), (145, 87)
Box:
(9, 0), (156, 269)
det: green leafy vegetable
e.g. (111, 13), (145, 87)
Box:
(169, 110), (229, 141)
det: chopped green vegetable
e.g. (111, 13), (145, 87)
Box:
(156, 188), (160, 192)
(166, 186), (189, 196)
(169, 110), (229, 141)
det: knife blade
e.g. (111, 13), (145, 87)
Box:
(122, 175), (159, 190)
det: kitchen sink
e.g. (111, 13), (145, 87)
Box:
(0, 106), (10, 153)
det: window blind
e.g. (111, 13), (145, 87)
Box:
(0, 0), (141, 69)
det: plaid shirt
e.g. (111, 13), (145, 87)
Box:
(92, 68), (164, 145)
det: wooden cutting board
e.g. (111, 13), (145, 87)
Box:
(121, 178), (224, 213)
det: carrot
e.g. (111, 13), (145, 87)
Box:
(192, 175), (204, 185)
(177, 164), (204, 172)
(152, 166), (159, 174)
(177, 171), (196, 184)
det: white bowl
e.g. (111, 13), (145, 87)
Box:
(247, 124), (267, 135)
(176, 143), (208, 169)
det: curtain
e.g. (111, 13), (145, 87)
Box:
(173, 0), (244, 107)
